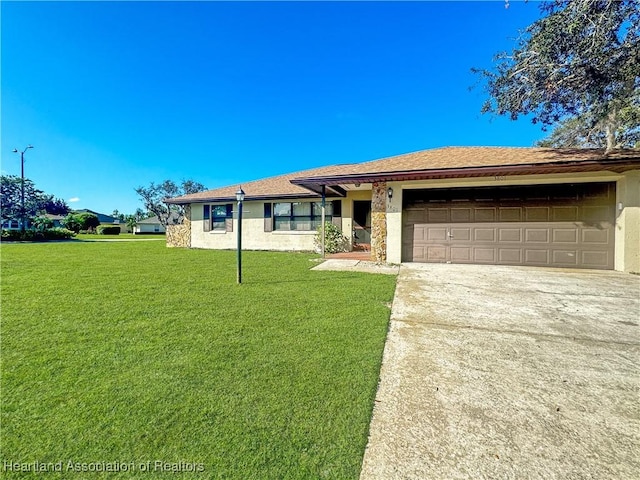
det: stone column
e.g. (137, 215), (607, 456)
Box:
(166, 204), (192, 248)
(370, 182), (387, 263)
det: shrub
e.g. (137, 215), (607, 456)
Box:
(63, 212), (100, 232)
(0, 228), (75, 242)
(97, 225), (121, 235)
(314, 222), (349, 254)
(44, 228), (76, 240)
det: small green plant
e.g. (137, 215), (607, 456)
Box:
(314, 222), (349, 254)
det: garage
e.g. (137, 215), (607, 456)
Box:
(402, 182), (616, 269)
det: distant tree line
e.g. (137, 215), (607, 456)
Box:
(0, 175), (161, 238)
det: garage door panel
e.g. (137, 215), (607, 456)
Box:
(450, 208), (472, 222)
(552, 206), (579, 221)
(552, 229), (578, 244)
(582, 205), (613, 223)
(582, 251), (610, 268)
(426, 246), (447, 261)
(499, 248), (522, 263)
(525, 207), (550, 221)
(427, 227), (447, 241)
(525, 228), (550, 243)
(403, 183), (615, 269)
(499, 228), (522, 242)
(406, 209), (425, 224)
(475, 208), (496, 222)
(450, 227), (471, 241)
(499, 207), (523, 221)
(582, 228), (610, 245)
(525, 250), (550, 264)
(474, 228), (496, 242)
(553, 250), (579, 265)
(428, 209), (448, 222)
(450, 247), (471, 262)
(412, 226), (425, 242)
(473, 248), (496, 263)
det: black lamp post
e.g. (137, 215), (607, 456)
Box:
(236, 187), (245, 284)
(12, 145), (34, 232)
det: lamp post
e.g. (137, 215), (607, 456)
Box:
(12, 145), (34, 232)
(236, 187), (245, 284)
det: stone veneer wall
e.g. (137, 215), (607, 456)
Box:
(370, 182), (387, 263)
(166, 205), (192, 248)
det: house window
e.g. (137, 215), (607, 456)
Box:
(204, 204), (233, 232)
(273, 202), (332, 231)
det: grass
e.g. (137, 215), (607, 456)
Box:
(0, 241), (396, 479)
(75, 233), (163, 241)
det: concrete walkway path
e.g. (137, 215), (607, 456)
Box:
(360, 263), (640, 480)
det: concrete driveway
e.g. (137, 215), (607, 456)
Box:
(360, 264), (640, 480)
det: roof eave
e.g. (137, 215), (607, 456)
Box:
(165, 192), (324, 205)
(290, 159), (640, 188)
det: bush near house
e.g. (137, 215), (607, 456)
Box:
(0, 227), (76, 242)
(315, 222), (349, 253)
(63, 212), (100, 233)
(97, 225), (121, 235)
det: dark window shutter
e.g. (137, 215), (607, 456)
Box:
(331, 200), (342, 228)
(225, 204), (233, 232)
(332, 200), (342, 216)
(203, 205), (211, 232)
(264, 203), (273, 232)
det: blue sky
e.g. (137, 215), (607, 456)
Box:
(2, 1), (546, 215)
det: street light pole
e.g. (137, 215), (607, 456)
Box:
(12, 145), (34, 232)
(236, 187), (245, 284)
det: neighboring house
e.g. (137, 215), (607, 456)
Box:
(2, 214), (64, 230)
(166, 146), (640, 272)
(73, 209), (129, 233)
(43, 213), (65, 227)
(134, 216), (166, 234)
(1, 219), (21, 230)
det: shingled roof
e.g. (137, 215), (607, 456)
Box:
(167, 146), (640, 203)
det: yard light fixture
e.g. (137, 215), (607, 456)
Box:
(236, 187), (245, 284)
(12, 145), (34, 232)
(387, 187), (393, 199)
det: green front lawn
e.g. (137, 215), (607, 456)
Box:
(0, 242), (396, 479)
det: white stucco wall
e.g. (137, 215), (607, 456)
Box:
(190, 199), (322, 252)
(386, 181), (404, 264)
(615, 170), (640, 273)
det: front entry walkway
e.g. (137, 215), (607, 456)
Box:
(360, 263), (640, 479)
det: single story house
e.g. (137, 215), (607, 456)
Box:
(43, 213), (65, 227)
(166, 146), (639, 272)
(74, 209), (129, 232)
(134, 216), (167, 234)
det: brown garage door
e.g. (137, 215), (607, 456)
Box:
(402, 183), (615, 269)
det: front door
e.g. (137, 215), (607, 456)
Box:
(353, 201), (371, 245)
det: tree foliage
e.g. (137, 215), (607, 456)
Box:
(536, 104), (640, 148)
(134, 180), (206, 227)
(474, 0), (639, 152)
(0, 175), (69, 223)
(63, 212), (100, 233)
